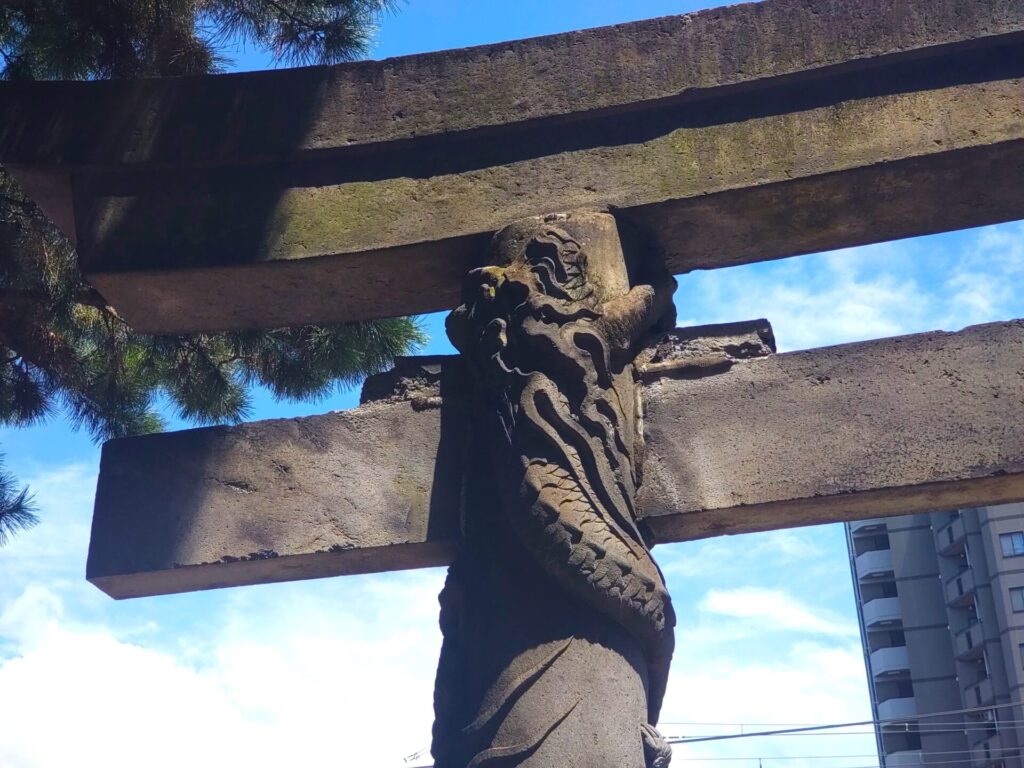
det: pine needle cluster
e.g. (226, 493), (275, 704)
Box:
(0, 0), (422, 545)
(0, 453), (36, 546)
(0, 0), (400, 78)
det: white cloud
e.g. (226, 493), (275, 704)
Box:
(0, 457), (873, 768)
(677, 221), (1024, 354)
(663, 528), (826, 581)
(0, 453), (878, 768)
(662, 642), (875, 768)
(0, 462), (96, 603)
(680, 241), (932, 352)
(942, 222), (1024, 329)
(0, 574), (445, 768)
(663, 584), (872, 767)
(0, 586), (253, 767)
(0, 457), (446, 768)
(699, 586), (857, 638)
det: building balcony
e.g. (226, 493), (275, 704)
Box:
(863, 597), (902, 629)
(945, 568), (977, 607)
(885, 750), (924, 767)
(969, 729), (1007, 763)
(936, 514), (967, 556)
(965, 676), (994, 711)
(955, 622), (986, 660)
(850, 517), (888, 535)
(877, 696), (917, 722)
(871, 646), (910, 678)
(856, 549), (894, 580)
(966, 710), (999, 744)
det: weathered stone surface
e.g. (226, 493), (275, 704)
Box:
(75, 75), (1024, 332)
(638, 319), (1024, 542)
(87, 319), (1024, 599)
(0, 0), (1021, 332)
(433, 212), (674, 767)
(2, 0), (1020, 166)
(87, 390), (465, 598)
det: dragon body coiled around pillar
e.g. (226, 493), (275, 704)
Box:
(440, 220), (677, 767)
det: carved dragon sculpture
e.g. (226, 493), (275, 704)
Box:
(440, 218), (677, 767)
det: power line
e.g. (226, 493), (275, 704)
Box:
(793, 751), (1024, 768)
(400, 700), (1024, 767)
(666, 722), (1024, 738)
(664, 720), (1014, 729)
(663, 721), (854, 727)
(661, 709), (1024, 728)
(673, 755), (879, 761)
(664, 733), (922, 742)
(661, 719), (1023, 731)
(671, 741), (1024, 768)
(674, 744), (1022, 760)
(667, 722), (1021, 734)
(669, 699), (1024, 744)
(403, 740), (1021, 768)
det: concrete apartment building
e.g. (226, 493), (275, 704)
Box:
(847, 503), (1024, 768)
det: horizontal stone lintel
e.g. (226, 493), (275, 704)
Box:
(0, 0), (1020, 167)
(0, 0), (1022, 332)
(69, 73), (1024, 332)
(87, 319), (1024, 598)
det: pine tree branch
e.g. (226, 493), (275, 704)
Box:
(0, 454), (38, 547)
(0, 295), (85, 396)
(0, 0), (421, 452)
(0, 191), (39, 216)
(258, 0), (317, 30)
(0, 287), (112, 311)
(0, 488), (38, 546)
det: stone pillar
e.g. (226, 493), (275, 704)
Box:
(432, 212), (677, 767)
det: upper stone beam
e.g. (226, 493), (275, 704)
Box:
(1, 0), (1023, 332)
(3, 0), (1022, 167)
(86, 319), (1024, 599)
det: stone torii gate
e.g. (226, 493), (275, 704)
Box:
(3, 0), (1024, 765)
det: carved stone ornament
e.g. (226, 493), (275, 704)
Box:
(433, 212), (677, 767)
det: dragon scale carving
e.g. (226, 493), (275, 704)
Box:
(434, 217), (677, 767)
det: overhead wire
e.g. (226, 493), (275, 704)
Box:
(671, 757), (880, 765)
(403, 741), (1019, 768)
(673, 744), (1022, 759)
(690, 752), (1023, 768)
(662, 729), (1004, 738)
(661, 701), (1024, 730)
(400, 699), (1024, 766)
(666, 723), (1018, 734)
(661, 718), (1019, 728)
(670, 727), (1006, 736)
(668, 698), (1024, 744)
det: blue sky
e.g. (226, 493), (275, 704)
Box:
(3, 2), (1024, 767)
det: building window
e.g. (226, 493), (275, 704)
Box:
(1019, 643), (1024, 670)
(1000, 532), (1024, 557)
(1011, 587), (1024, 613)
